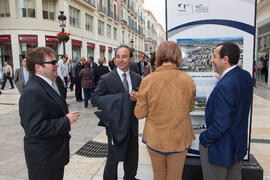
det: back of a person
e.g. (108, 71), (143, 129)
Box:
(81, 67), (94, 88)
(141, 65), (195, 151)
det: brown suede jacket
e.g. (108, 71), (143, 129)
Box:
(135, 65), (196, 152)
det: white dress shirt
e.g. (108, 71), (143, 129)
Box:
(57, 60), (69, 80)
(35, 74), (60, 95)
(116, 67), (132, 93)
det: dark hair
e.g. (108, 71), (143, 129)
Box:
(150, 51), (156, 66)
(88, 56), (94, 61)
(61, 55), (67, 59)
(218, 42), (240, 65)
(115, 45), (133, 58)
(25, 47), (56, 74)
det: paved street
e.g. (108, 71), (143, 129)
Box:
(0, 83), (270, 179)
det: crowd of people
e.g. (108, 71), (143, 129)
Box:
(0, 41), (254, 180)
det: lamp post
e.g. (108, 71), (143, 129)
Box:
(58, 11), (67, 56)
(130, 38), (134, 48)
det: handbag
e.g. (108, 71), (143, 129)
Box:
(6, 72), (11, 77)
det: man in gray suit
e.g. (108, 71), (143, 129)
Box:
(14, 58), (30, 94)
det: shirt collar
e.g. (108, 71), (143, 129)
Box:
(220, 65), (237, 80)
(116, 67), (130, 77)
(35, 74), (54, 86)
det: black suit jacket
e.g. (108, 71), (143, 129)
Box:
(19, 75), (71, 173)
(95, 64), (110, 85)
(92, 69), (141, 136)
(137, 61), (148, 76)
(75, 62), (84, 78)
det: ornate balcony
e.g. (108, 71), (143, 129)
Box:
(98, 4), (106, 14)
(83, 0), (96, 8)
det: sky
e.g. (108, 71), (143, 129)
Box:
(143, 0), (166, 30)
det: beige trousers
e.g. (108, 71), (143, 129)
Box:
(147, 148), (187, 180)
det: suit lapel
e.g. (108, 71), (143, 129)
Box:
(33, 75), (68, 114)
(20, 67), (25, 82)
(217, 66), (240, 85)
(130, 71), (139, 91)
(112, 69), (126, 93)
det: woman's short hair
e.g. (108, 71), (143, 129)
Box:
(155, 41), (182, 67)
(98, 58), (104, 65)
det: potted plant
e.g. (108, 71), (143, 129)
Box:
(56, 32), (70, 42)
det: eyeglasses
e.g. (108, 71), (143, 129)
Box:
(41, 60), (58, 65)
(115, 55), (130, 59)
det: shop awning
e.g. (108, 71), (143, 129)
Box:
(18, 35), (38, 43)
(72, 39), (82, 47)
(45, 36), (61, 44)
(87, 42), (95, 49)
(100, 45), (106, 50)
(0, 35), (11, 43)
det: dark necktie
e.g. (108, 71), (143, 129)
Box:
(122, 73), (129, 93)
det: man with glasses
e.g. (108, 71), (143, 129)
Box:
(19, 47), (80, 180)
(92, 45), (141, 180)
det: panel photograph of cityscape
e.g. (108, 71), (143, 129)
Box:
(176, 37), (244, 156)
(177, 37), (244, 72)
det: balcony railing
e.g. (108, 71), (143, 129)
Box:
(107, 10), (113, 18)
(114, 15), (119, 22)
(98, 4), (106, 14)
(83, 0), (96, 8)
(121, 19), (127, 26)
(121, 0), (126, 5)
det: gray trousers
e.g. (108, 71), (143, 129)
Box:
(199, 143), (242, 180)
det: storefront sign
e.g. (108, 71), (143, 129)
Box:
(71, 39), (82, 47)
(87, 42), (95, 49)
(45, 36), (61, 44)
(0, 35), (11, 43)
(166, 0), (256, 158)
(18, 35), (38, 43)
(100, 45), (106, 50)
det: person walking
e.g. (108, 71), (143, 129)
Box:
(68, 59), (75, 91)
(134, 41), (196, 180)
(57, 55), (69, 99)
(14, 58), (30, 94)
(75, 57), (86, 102)
(92, 45), (141, 180)
(199, 42), (253, 180)
(19, 47), (80, 180)
(79, 61), (95, 108)
(1, 60), (14, 90)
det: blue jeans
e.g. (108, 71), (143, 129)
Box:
(1, 74), (14, 89)
(83, 88), (94, 107)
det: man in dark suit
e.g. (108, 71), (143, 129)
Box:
(14, 58), (30, 94)
(199, 42), (253, 180)
(75, 57), (86, 102)
(92, 45), (141, 180)
(137, 55), (148, 76)
(19, 47), (80, 180)
(68, 59), (75, 91)
(94, 57), (110, 86)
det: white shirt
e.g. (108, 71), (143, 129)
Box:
(35, 74), (60, 95)
(116, 67), (132, 93)
(219, 65), (237, 81)
(57, 59), (69, 80)
(23, 67), (29, 85)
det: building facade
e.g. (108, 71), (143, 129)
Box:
(256, 0), (270, 87)
(0, 0), (145, 71)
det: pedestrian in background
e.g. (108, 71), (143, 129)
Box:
(14, 58), (30, 94)
(95, 57), (109, 86)
(143, 51), (156, 77)
(68, 59), (75, 91)
(19, 47), (80, 180)
(57, 55), (69, 99)
(79, 61), (95, 108)
(199, 42), (253, 180)
(75, 57), (86, 102)
(1, 60), (14, 90)
(135, 41), (196, 180)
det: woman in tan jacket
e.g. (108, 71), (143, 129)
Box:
(134, 41), (196, 180)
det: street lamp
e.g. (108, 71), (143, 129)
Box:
(130, 38), (134, 48)
(58, 11), (67, 55)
